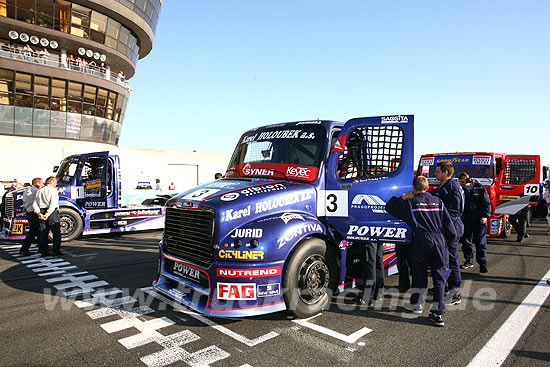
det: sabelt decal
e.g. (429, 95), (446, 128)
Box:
(347, 225), (408, 241)
(218, 250), (264, 260)
(420, 157), (435, 166)
(217, 283), (257, 300)
(216, 266), (281, 278)
(281, 212), (305, 224)
(473, 156), (492, 165)
(86, 180), (102, 189)
(231, 228), (263, 238)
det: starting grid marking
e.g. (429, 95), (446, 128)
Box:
(2, 244), (376, 366)
(2, 245), (231, 367)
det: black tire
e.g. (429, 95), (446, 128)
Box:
(283, 238), (338, 319)
(500, 215), (512, 238)
(58, 207), (83, 242)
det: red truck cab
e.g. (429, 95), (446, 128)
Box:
(417, 153), (540, 237)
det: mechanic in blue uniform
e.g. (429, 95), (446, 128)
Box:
(433, 161), (464, 305)
(458, 172), (491, 273)
(386, 176), (457, 326)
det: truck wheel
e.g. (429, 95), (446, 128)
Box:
(58, 208), (83, 242)
(500, 215), (512, 238)
(283, 238), (337, 319)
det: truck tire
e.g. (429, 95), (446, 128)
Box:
(58, 208), (83, 242)
(283, 238), (337, 319)
(500, 215), (512, 238)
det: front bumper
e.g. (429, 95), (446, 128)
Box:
(153, 248), (287, 317)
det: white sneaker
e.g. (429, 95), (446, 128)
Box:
(403, 302), (423, 314)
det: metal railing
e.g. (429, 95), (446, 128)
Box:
(0, 44), (131, 91)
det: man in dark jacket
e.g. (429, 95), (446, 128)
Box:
(458, 172), (491, 273)
(386, 176), (457, 327)
(433, 161), (464, 305)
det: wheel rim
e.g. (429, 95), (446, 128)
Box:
(60, 214), (76, 236)
(297, 254), (330, 305)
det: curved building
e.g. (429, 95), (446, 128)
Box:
(0, 0), (161, 146)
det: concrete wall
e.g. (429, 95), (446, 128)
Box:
(0, 135), (231, 194)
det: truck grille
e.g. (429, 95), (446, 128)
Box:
(164, 207), (215, 266)
(4, 193), (14, 220)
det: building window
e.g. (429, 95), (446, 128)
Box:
(70, 3), (90, 38)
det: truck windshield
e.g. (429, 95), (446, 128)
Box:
(55, 156), (81, 184)
(420, 161), (494, 186)
(226, 124), (327, 181)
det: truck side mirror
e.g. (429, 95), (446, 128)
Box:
(53, 165), (59, 173)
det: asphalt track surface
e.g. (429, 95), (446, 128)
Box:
(1, 220), (549, 367)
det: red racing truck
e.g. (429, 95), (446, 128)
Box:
(417, 152), (540, 237)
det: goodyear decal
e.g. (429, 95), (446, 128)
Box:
(435, 156), (471, 164)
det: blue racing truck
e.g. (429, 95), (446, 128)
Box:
(2, 151), (165, 242)
(154, 115), (414, 318)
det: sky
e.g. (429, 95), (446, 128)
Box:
(120, 0), (550, 167)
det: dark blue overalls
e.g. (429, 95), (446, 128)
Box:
(434, 179), (464, 293)
(386, 192), (457, 315)
(461, 182), (491, 265)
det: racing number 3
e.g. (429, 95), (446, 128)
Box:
(318, 190), (348, 217)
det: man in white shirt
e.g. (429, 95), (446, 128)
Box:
(33, 176), (62, 256)
(19, 177), (44, 256)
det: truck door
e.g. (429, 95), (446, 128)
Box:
(495, 155), (540, 214)
(75, 151), (109, 210)
(321, 115), (414, 244)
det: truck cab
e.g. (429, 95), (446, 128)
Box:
(417, 152), (540, 237)
(154, 115), (414, 318)
(2, 151), (165, 241)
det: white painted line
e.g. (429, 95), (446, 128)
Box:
(118, 317), (176, 349)
(100, 306), (156, 333)
(141, 345), (230, 367)
(468, 269), (550, 367)
(141, 287), (280, 347)
(292, 313), (372, 344)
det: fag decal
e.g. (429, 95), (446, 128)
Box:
(217, 283), (257, 300)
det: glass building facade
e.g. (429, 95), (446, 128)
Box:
(0, 0), (152, 64)
(0, 67), (127, 144)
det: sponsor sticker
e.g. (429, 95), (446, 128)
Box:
(222, 205), (252, 222)
(420, 157), (435, 166)
(240, 183), (286, 197)
(473, 156), (492, 165)
(183, 188), (220, 201)
(218, 250), (264, 260)
(257, 283), (281, 297)
(281, 212), (305, 224)
(220, 192), (240, 201)
(231, 228), (263, 238)
(277, 223), (323, 249)
(86, 180), (102, 189)
(11, 223), (24, 234)
(172, 261), (201, 283)
(242, 164), (274, 177)
(351, 194), (386, 213)
(206, 181), (237, 188)
(114, 209), (161, 217)
(217, 282), (257, 300)
(286, 166), (312, 179)
(490, 219), (500, 234)
(217, 266), (281, 278)
(499, 195), (519, 201)
(381, 115), (408, 124)
(347, 225), (408, 241)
